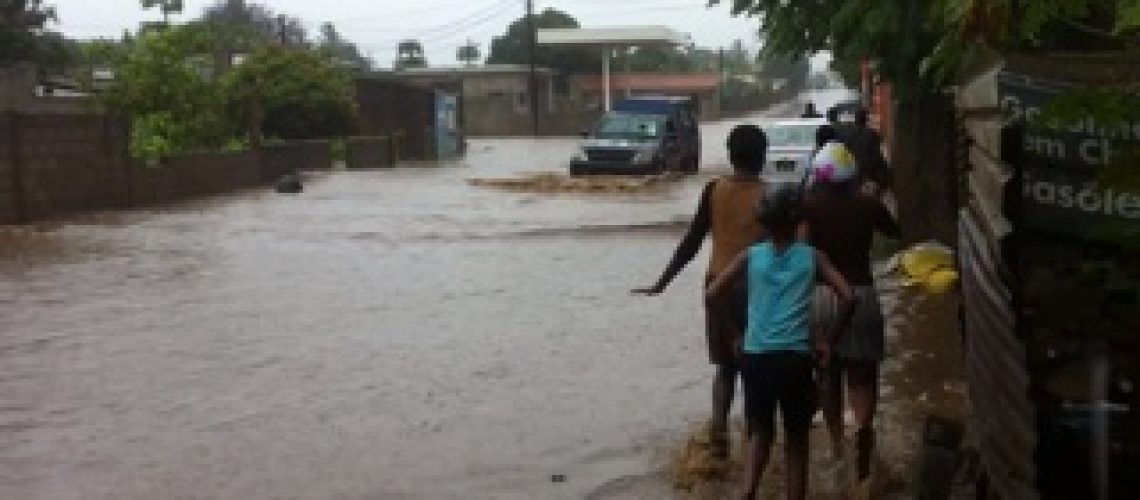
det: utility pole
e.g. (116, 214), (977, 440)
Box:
(526, 0), (538, 136)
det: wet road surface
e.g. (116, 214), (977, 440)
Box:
(0, 103), (966, 499)
(0, 113), (791, 499)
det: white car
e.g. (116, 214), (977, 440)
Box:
(761, 118), (826, 183)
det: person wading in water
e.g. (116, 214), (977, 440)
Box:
(803, 139), (900, 490)
(633, 124), (769, 458)
(706, 184), (856, 500)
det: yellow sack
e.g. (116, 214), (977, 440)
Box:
(897, 244), (959, 294)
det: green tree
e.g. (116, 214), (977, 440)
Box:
(0, 0), (71, 68)
(96, 24), (229, 160)
(221, 45), (355, 140)
(487, 8), (600, 75)
(318, 22), (369, 70)
(757, 52), (808, 93)
(140, 0), (183, 25)
(395, 39), (426, 69)
(199, 0), (308, 49)
(456, 39), (480, 67)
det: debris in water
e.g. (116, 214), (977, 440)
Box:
(467, 172), (681, 194)
(668, 421), (742, 491)
(550, 474), (566, 483)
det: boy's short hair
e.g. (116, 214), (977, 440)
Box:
(727, 124), (767, 174)
(815, 124), (838, 148)
(826, 107), (839, 123)
(756, 183), (803, 237)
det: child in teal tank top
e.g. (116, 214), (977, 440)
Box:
(706, 185), (857, 500)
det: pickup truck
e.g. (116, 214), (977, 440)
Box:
(569, 96), (700, 176)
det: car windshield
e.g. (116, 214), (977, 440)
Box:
(763, 124), (818, 147)
(594, 113), (664, 140)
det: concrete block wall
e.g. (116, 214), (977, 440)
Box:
(1, 111), (341, 223)
(345, 136), (391, 169)
(354, 78), (435, 160)
(3, 113), (130, 222)
(259, 140), (333, 181)
(0, 114), (17, 223)
(128, 151), (261, 207)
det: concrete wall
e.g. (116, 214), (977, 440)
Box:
(0, 111), (335, 224)
(0, 113), (130, 223)
(127, 151), (261, 207)
(354, 78), (436, 160)
(259, 140), (333, 181)
(464, 95), (598, 137)
(345, 136), (392, 169)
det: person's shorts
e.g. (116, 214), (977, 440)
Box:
(741, 351), (817, 435)
(704, 274), (747, 366)
(811, 285), (885, 362)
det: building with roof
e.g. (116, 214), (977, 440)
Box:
(571, 73), (721, 120)
(383, 64), (590, 136)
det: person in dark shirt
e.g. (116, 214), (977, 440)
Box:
(800, 102), (822, 119)
(633, 125), (768, 458)
(845, 108), (891, 195)
(803, 139), (899, 486)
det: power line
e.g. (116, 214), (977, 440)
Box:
(334, 0), (516, 36)
(321, 0), (476, 25)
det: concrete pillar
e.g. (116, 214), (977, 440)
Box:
(602, 47), (611, 112)
(547, 74), (554, 113)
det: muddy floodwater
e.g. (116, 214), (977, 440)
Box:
(0, 116), (775, 499)
(0, 109), (965, 499)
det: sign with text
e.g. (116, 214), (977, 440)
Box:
(998, 72), (1140, 243)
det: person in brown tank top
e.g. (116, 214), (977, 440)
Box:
(633, 124), (768, 457)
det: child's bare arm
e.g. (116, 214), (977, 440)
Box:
(633, 181), (714, 295)
(815, 250), (858, 359)
(705, 250), (747, 302)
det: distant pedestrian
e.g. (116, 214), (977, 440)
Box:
(705, 184), (856, 500)
(633, 124), (769, 458)
(803, 141), (899, 488)
(845, 108), (890, 196)
(800, 102), (822, 119)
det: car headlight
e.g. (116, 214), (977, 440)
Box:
(632, 150), (654, 164)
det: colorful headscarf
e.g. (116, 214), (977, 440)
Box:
(809, 141), (858, 184)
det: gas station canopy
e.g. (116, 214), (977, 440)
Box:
(537, 26), (690, 112)
(536, 26), (688, 47)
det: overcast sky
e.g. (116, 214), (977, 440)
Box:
(48, 0), (771, 67)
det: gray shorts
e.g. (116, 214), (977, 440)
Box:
(811, 285), (884, 361)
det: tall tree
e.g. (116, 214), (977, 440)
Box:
(756, 52), (808, 93)
(199, 0), (307, 49)
(221, 45), (355, 140)
(394, 39), (426, 70)
(318, 22), (369, 70)
(1, 0), (62, 66)
(140, 0), (183, 25)
(487, 8), (600, 75)
(95, 24), (229, 160)
(456, 39), (480, 67)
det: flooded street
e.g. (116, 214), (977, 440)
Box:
(0, 104), (965, 499)
(0, 115), (778, 499)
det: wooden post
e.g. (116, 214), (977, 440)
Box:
(7, 112), (26, 224)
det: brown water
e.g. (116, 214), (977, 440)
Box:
(0, 104), (967, 499)
(0, 115), (786, 499)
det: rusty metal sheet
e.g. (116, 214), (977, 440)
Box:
(959, 210), (1039, 500)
